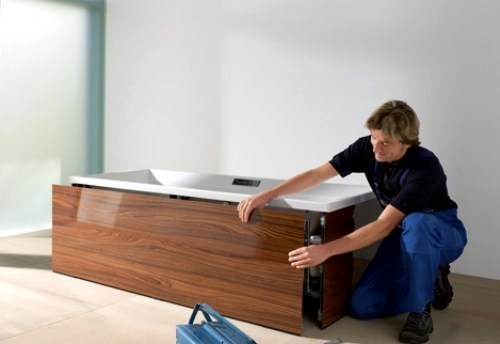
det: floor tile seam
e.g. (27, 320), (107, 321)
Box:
(0, 309), (98, 342)
(0, 295), (143, 342)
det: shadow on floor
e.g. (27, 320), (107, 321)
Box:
(0, 254), (51, 269)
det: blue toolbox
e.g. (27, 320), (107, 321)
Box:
(176, 303), (257, 344)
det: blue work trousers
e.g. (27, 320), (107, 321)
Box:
(348, 208), (467, 319)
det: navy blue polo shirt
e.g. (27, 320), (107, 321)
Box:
(330, 136), (457, 215)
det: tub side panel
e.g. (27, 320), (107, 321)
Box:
(52, 185), (305, 334)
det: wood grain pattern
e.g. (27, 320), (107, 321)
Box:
(52, 185), (305, 334)
(320, 206), (355, 329)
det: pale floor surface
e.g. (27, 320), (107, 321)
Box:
(1, 230), (499, 344)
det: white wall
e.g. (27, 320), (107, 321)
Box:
(105, 1), (222, 173)
(105, 0), (500, 280)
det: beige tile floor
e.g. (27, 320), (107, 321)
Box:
(1, 230), (499, 344)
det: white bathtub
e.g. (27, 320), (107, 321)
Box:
(69, 169), (374, 213)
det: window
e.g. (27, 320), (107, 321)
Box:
(0, 0), (105, 235)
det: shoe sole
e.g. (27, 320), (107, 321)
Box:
(399, 326), (434, 344)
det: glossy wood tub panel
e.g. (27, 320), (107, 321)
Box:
(320, 206), (355, 328)
(52, 185), (305, 334)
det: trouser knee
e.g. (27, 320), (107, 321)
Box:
(401, 212), (440, 254)
(348, 287), (375, 319)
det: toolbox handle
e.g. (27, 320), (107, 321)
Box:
(188, 303), (257, 344)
